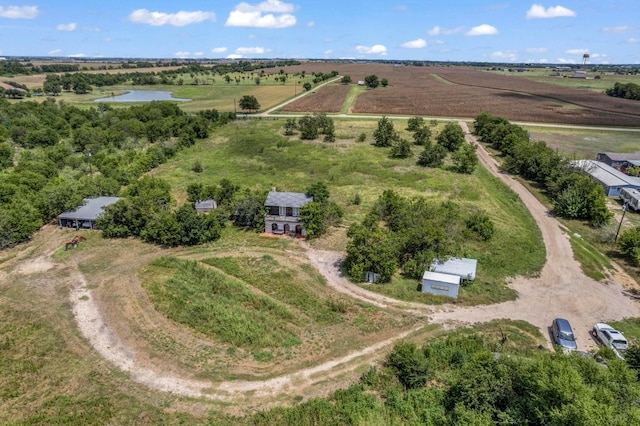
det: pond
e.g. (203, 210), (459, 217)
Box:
(94, 90), (191, 103)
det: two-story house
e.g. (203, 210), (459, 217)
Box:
(264, 191), (313, 236)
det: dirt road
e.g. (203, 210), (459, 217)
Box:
(57, 122), (638, 408)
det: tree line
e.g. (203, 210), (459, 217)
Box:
(473, 112), (611, 226)
(606, 82), (640, 101)
(0, 98), (231, 248)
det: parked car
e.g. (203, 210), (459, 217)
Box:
(551, 318), (578, 352)
(593, 323), (628, 359)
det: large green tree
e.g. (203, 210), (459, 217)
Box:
(238, 95), (260, 112)
(437, 122), (465, 152)
(373, 116), (397, 147)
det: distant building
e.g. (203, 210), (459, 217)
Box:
(571, 70), (588, 79)
(194, 199), (217, 213)
(596, 152), (640, 170)
(58, 197), (120, 230)
(264, 191), (313, 236)
(574, 160), (640, 196)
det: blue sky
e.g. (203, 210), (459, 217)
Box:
(0, 1), (638, 64)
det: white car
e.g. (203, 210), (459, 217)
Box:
(593, 323), (629, 359)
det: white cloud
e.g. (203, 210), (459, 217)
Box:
(0, 5), (39, 19)
(526, 47), (548, 54)
(324, 49), (333, 55)
(628, 38), (640, 44)
(174, 51), (191, 58)
(556, 58), (575, 64)
(466, 24), (498, 36)
(68, 53), (86, 58)
(565, 48), (588, 55)
(226, 0), (296, 28)
(401, 38), (427, 49)
(490, 50), (518, 61)
(235, 46), (268, 54)
(227, 53), (243, 59)
(427, 25), (464, 36)
(57, 23), (77, 31)
(526, 4), (576, 19)
(602, 25), (632, 33)
(355, 44), (387, 55)
(128, 9), (216, 26)
(194, 52), (204, 56)
(211, 47), (228, 53)
(307, 21), (315, 27)
(48, 49), (62, 55)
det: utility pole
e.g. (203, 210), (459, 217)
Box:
(87, 148), (92, 174)
(615, 203), (628, 242)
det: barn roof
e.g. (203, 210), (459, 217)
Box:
(195, 199), (217, 209)
(264, 191), (313, 208)
(574, 160), (640, 188)
(599, 152), (640, 162)
(58, 197), (120, 221)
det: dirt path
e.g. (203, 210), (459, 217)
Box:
(61, 122), (639, 408)
(429, 123), (639, 349)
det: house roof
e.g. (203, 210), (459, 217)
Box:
(430, 257), (478, 280)
(195, 199), (216, 209)
(58, 197), (120, 221)
(422, 271), (461, 285)
(264, 191), (313, 208)
(574, 160), (640, 188)
(598, 152), (640, 162)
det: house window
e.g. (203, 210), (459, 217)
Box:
(272, 223), (279, 231)
(279, 206), (286, 216)
(292, 207), (299, 217)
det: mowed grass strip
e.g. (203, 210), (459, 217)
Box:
(143, 256), (301, 349)
(203, 255), (344, 324)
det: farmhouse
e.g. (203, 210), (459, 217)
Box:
(58, 197), (120, 230)
(430, 257), (477, 281)
(194, 199), (217, 213)
(264, 191), (313, 236)
(421, 271), (461, 299)
(596, 152), (640, 170)
(574, 160), (640, 197)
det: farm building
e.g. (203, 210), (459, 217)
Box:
(596, 152), (640, 171)
(619, 188), (640, 211)
(264, 191), (313, 236)
(58, 197), (120, 230)
(574, 160), (640, 196)
(421, 271), (461, 299)
(194, 199), (217, 213)
(430, 257), (477, 281)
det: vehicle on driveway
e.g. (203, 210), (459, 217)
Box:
(551, 318), (578, 352)
(593, 323), (628, 359)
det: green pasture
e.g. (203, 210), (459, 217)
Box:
(153, 119), (546, 305)
(525, 126), (640, 159)
(493, 68), (640, 92)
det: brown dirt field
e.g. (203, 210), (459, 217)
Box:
(280, 84), (350, 113)
(276, 63), (640, 126)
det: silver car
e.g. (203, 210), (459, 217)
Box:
(552, 318), (578, 352)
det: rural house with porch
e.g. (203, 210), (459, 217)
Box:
(264, 191), (313, 237)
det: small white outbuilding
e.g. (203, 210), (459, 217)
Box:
(421, 271), (461, 299)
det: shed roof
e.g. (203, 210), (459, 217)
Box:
(430, 257), (478, 280)
(264, 191), (313, 208)
(598, 152), (640, 162)
(422, 271), (461, 285)
(58, 197), (120, 221)
(574, 160), (640, 188)
(195, 199), (217, 209)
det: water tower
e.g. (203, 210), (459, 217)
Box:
(582, 52), (590, 66)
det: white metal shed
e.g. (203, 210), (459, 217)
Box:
(421, 271), (461, 299)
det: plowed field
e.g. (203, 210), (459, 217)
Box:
(279, 63), (640, 126)
(280, 84), (349, 113)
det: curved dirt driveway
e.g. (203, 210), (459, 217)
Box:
(65, 121), (639, 409)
